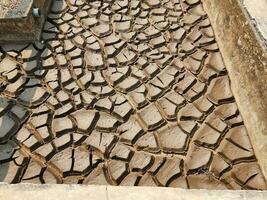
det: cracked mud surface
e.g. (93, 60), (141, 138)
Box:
(0, 0), (266, 189)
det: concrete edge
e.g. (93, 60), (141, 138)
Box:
(0, 0), (33, 19)
(0, 0), (53, 43)
(0, 184), (266, 200)
(243, 0), (267, 48)
(202, 0), (267, 181)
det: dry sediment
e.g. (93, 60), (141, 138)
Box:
(0, 0), (266, 189)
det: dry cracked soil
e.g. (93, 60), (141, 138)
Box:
(0, 0), (266, 190)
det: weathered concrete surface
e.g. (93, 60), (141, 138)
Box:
(0, 0), (30, 18)
(202, 0), (267, 181)
(0, 184), (267, 200)
(243, 0), (267, 46)
(0, 0), (52, 43)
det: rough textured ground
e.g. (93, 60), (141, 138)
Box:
(0, 0), (266, 189)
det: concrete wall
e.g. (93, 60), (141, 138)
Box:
(202, 0), (267, 181)
(243, 0), (267, 46)
(0, 0), (52, 43)
(0, 184), (267, 200)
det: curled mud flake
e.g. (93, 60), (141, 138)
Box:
(139, 104), (166, 131)
(207, 76), (234, 105)
(158, 125), (189, 154)
(154, 158), (183, 186)
(185, 145), (213, 174)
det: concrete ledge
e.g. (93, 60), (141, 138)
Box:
(202, 0), (267, 181)
(243, 0), (267, 45)
(0, 0), (52, 43)
(0, 184), (266, 200)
